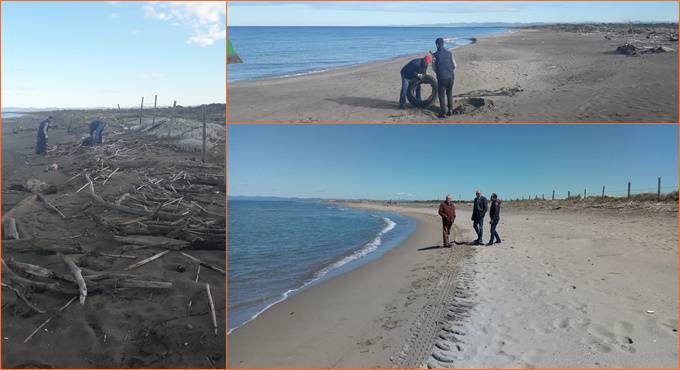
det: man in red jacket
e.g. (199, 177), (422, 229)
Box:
(438, 194), (456, 247)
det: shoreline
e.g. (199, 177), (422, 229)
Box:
(228, 205), (415, 335)
(228, 28), (678, 122)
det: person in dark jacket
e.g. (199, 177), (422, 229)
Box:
(89, 120), (105, 145)
(433, 38), (457, 118)
(438, 194), (456, 247)
(35, 115), (53, 155)
(471, 189), (487, 245)
(487, 193), (502, 245)
(399, 54), (432, 108)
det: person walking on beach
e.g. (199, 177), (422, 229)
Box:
(399, 53), (432, 109)
(471, 190), (487, 245)
(487, 193), (502, 245)
(35, 115), (53, 155)
(433, 38), (457, 119)
(438, 194), (456, 247)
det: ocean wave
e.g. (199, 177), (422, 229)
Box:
(228, 216), (397, 335)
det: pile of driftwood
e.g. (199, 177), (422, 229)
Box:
(2, 120), (225, 344)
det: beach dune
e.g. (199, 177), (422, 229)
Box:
(228, 29), (678, 122)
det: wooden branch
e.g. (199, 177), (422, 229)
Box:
(102, 167), (120, 185)
(23, 296), (78, 343)
(125, 250), (170, 270)
(1, 282), (46, 313)
(59, 253), (87, 304)
(180, 252), (225, 275)
(36, 193), (66, 219)
(7, 258), (75, 283)
(85, 174), (185, 221)
(114, 235), (189, 250)
(206, 283), (217, 336)
(4, 217), (20, 240)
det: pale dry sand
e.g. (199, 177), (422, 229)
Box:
(228, 202), (677, 368)
(228, 29), (678, 122)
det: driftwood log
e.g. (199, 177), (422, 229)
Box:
(3, 238), (82, 255)
(59, 253), (87, 304)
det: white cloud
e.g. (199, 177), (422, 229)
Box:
(143, 2), (225, 47)
(135, 72), (163, 80)
(395, 192), (415, 197)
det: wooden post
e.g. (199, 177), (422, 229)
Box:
(567, 191), (570, 199)
(542, 193), (545, 200)
(139, 97), (144, 125)
(202, 105), (207, 163)
(627, 182), (631, 198)
(657, 177), (661, 200)
(584, 189), (587, 199)
(117, 104), (121, 113)
(171, 100), (177, 126)
(152, 94), (158, 125)
(552, 190), (555, 200)
(602, 185), (605, 198)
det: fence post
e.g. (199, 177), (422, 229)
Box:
(627, 182), (631, 198)
(202, 105), (207, 163)
(542, 193), (545, 200)
(602, 185), (605, 198)
(139, 96), (144, 126)
(657, 177), (661, 200)
(152, 94), (158, 125)
(584, 188), (586, 199)
(552, 190), (555, 200)
(567, 191), (570, 199)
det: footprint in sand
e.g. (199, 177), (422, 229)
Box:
(521, 348), (545, 367)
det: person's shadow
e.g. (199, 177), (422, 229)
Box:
(327, 97), (401, 110)
(418, 244), (452, 251)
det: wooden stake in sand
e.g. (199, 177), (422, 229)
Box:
(59, 253), (87, 304)
(102, 167), (120, 186)
(23, 296), (78, 343)
(125, 250), (169, 270)
(206, 283), (218, 336)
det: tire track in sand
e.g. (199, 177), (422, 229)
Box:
(390, 224), (477, 368)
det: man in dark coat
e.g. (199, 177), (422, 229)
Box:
(89, 120), (105, 144)
(487, 193), (502, 245)
(35, 115), (53, 155)
(433, 38), (457, 118)
(399, 53), (432, 108)
(471, 189), (487, 245)
(438, 194), (456, 247)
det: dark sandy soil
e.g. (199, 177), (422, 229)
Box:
(2, 111), (226, 368)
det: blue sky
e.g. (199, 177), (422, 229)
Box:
(227, 1), (678, 26)
(228, 124), (679, 200)
(2, 2), (225, 109)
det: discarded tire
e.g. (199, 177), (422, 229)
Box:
(407, 75), (438, 108)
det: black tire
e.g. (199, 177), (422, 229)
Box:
(407, 75), (438, 108)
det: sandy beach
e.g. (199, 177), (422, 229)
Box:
(228, 28), (678, 122)
(228, 201), (678, 368)
(1, 111), (226, 368)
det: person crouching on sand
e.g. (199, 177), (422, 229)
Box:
(433, 37), (457, 119)
(35, 115), (53, 155)
(472, 189), (487, 245)
(487, 193), (502, 246)
(438, 194), (456, 247)
(399, 53), (432, 109)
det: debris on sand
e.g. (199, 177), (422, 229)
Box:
(617, 43), (674, 56)
(451, 97), (495, 115)
(455, 85), (523, 98)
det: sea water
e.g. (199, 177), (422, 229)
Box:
(227, 26), (509, 82)
(227, 200), (415, 333)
